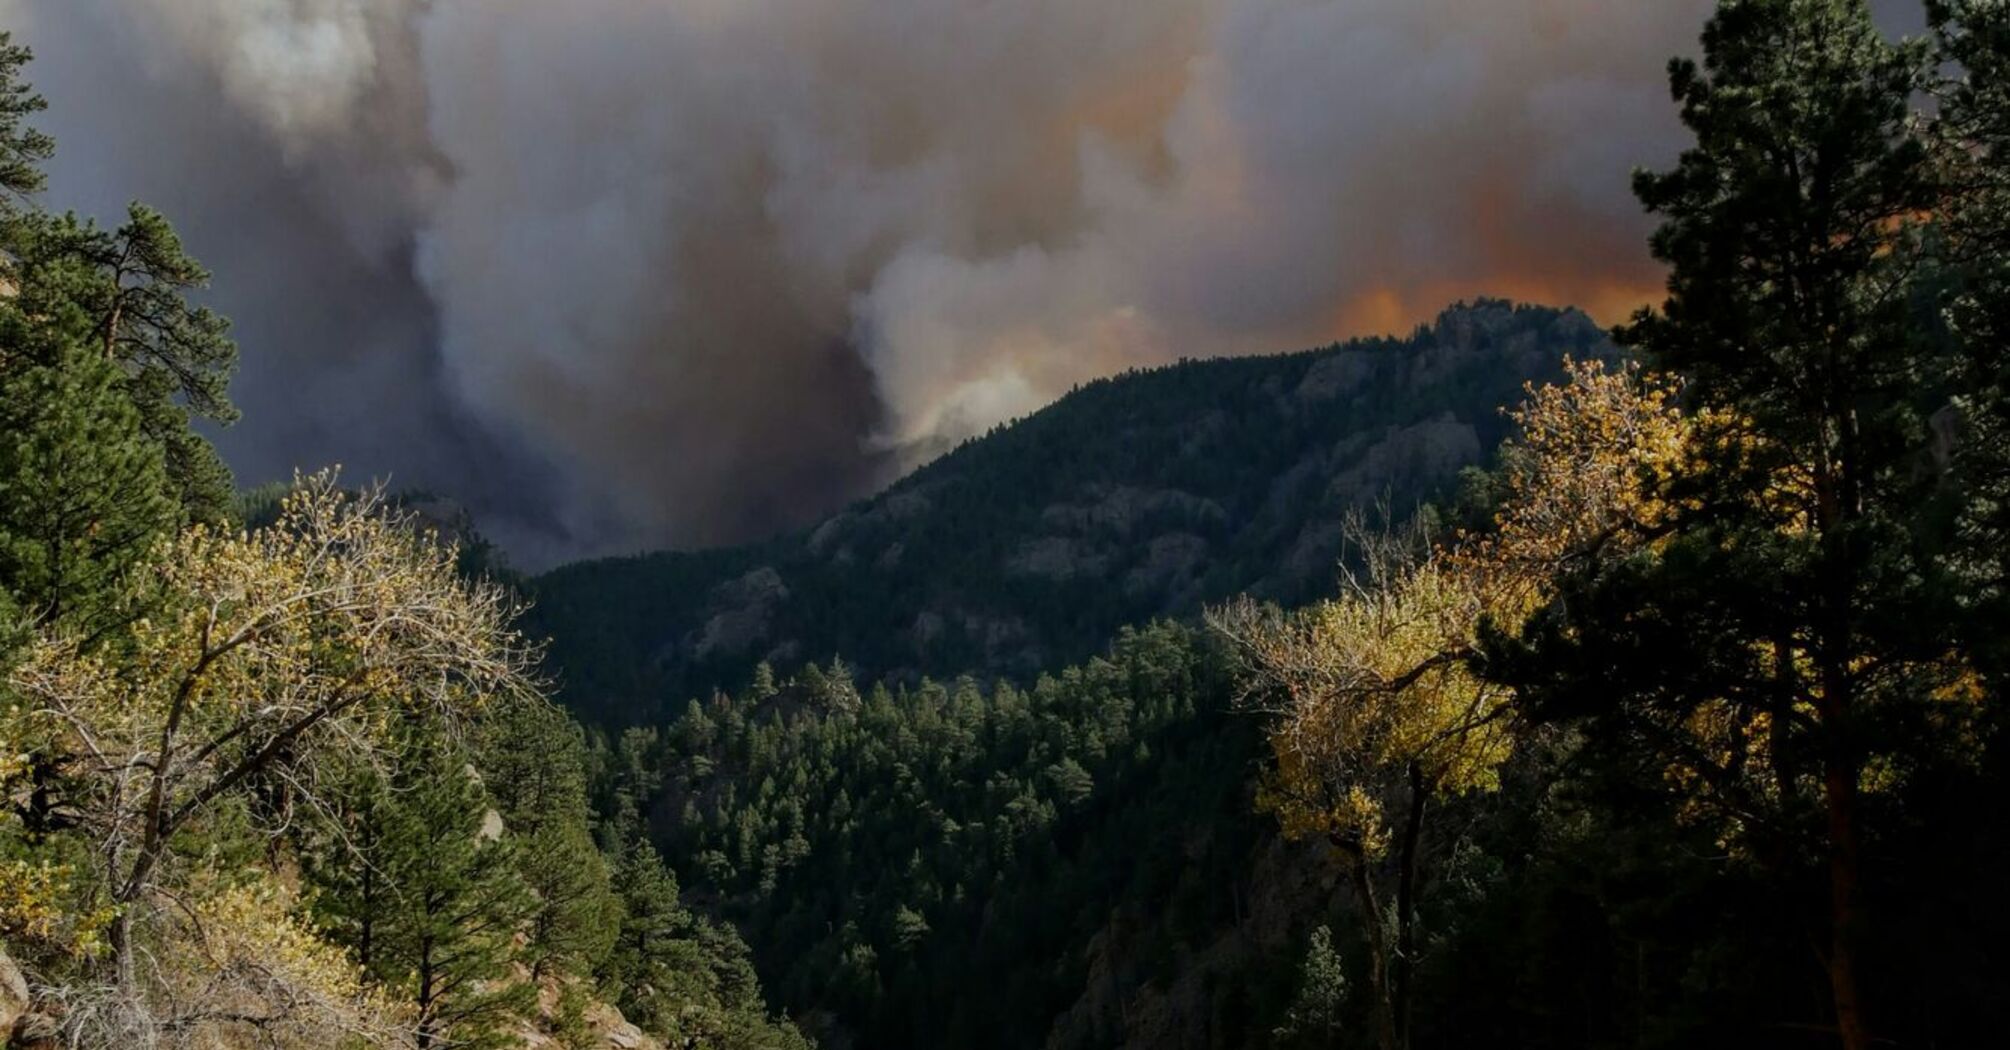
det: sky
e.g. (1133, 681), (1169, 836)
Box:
(0, 0), (1926, 566)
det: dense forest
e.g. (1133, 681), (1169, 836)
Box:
(592, 625), (1271, 1050)
(9, 2), (2010, 1050)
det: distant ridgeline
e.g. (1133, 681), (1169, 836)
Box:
(528, 300), (1616, 726)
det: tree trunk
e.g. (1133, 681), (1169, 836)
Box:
(416, 942), (437, 1050)
(359, 861), (374, 969)
(1820, 712), (1870, 1050)
(1393, 765), (1429, 1048)
(1813, 411), (1871, 1050)
(108, 907), (137, 995)
(109, 829), (171, 997)
(1816, 648), (1870, 1050)
(1339, 839), (1401, 1050)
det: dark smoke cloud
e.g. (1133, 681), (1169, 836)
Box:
(0, 0), (1927, 565)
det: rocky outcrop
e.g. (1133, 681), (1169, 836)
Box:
(806, 490), (936, 564)
(517, 970), (665, 1050)
(0, 946), (56, 1050)
(1326, 414), (1483, 502)
(0, 946), (27, 1044)
(1293, 347), (1377, 405)
(690, 567), (789, 660)
(1124, 533), (1209, 597)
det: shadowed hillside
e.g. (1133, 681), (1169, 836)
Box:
(530, 299), (1616, 725)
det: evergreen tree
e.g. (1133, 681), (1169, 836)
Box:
(1274, 926), (1346, 1049)
(0, 38), (234, 629)
(520, 821), (621, 980)
(3, 207), (238, 523)
(0, 37), (236, 527)
(0, 342), (175, 630)
(605, 839), (699, 1033)
(1929, 0), (2010, 676)
(310, 724), (535, 1050)
(0, 32), (52, 210)
(1500, 5), (1963, 1048)
(305, 758), (396, 974)
(479, 694), (596, 832)
(479, 696), (621, 979)
(601, 836), (807, 1048)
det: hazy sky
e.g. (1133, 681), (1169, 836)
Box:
(0, 0), (1926, 565)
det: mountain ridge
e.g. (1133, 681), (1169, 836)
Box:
(528, 298), (1619, 725)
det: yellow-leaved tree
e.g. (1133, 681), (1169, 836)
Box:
(3, 470), (538, 1047)
(1212, 359), (1691, 1050)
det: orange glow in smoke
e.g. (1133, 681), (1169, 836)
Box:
(1330, 275), (1664, 341)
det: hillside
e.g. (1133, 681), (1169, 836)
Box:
(530, 299), (1616, 725)
(601, 624), (1293, 1050)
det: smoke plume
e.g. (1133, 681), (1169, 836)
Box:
(1, 0), (1915, 563)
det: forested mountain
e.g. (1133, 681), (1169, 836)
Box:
(543, 6), (2010, 1050)
(531, 300), (1614, 725)
(13, 5), (2010, 1050)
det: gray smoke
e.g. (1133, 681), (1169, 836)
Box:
(0, 0), (1925, 565)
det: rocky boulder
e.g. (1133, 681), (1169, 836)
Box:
(0, 946), (25, 1042)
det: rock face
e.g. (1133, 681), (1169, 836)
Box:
(0, 946), (27, 1043)
(584, 1000), (654, 1050)
(1325, 414), (1483, 500)
(0, 946), (56, 1050)
(519, 970), (665, 1050)
(1038, 486), (1227, 539)
(1292, 347), (1376, 404)
(689, 566), (790, 660)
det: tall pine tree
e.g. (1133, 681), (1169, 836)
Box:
(0, 37), (235, 630)
(1498, 5), (1967, 1048)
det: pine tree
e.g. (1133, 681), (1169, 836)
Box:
(1501, 5), (1964, 1048)
(479, 696), (621, 979)
(0, 33), (53, 211)
(1274, 926), (1346, 1049)
(310, 725), (535, 1050)
(0, 341), (174, 630)
(1929, 0), (2010, 677)
(304, 757), (396, 973)
(0, 38), (237, 527)
(0, 39), (233, 629)
(0, 43), (175, 632)
(3, 207), (239, 524)
(480, 696), (595, 832)
(520, 822), (620, 981)
(604, 839), (697, 1033)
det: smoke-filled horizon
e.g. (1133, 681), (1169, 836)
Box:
(0, 0), (1923, 566)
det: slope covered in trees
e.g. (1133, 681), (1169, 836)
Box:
(532, 300), (1615, 725)
(593, 624), (1279, 1050)
(558, 6), (2010, 1050)
(0, 39), (805, 1050)
(13, 4), (2010, 1050)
